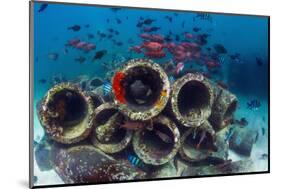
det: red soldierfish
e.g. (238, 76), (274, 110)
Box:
(120, 121), (146, 130)
(196, 130), (206, 149)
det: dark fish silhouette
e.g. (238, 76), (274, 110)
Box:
(197, 34), (210, 45)
(116, 18), (122, 24)
(193, 27), (201, 32)
(93, 50), (107, 60)
(39, 78), (47, 84)
(165, 16), (173, 23)
(136, 22), (143, 28)
(115, 41), (123, 46)
(87, 33), (94, 39)
(110, 8), (122, 12)
(38, 3), (48, 12)
(254, 132), (259, 143)
(259, 153), (268, 160)
(213, 44), (227, 54)
(84, 24), (90, 28)
(115, 31), (120, 35)
(194, 13), (213, 22)
(247, 99), (261, 110)
(164, 35), (172, 42)
(108, 28), (114, 33)
(68, 25), (81, 32)
(256, 57), (264, 66)
(261, 127), (265, 136)
(143, 18), (155, 25)
(75, 56), (86, 64)
(224, 127), (234, 142)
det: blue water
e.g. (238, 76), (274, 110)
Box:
(32, 2), (269, 186)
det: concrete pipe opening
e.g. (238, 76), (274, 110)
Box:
(113, 59), (170, 121)
(39, 83), (94, 144)
(178, 80), (211, 117)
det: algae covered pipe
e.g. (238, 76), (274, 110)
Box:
(171, 73), (214, 127)
(209, 86), (238, 131)
(112, 58), (170, 121)
(179, 121), (217, 163)
(91, 103), (133, 154)
(38, 82), (95, 144)
(132, 115), (180, 165)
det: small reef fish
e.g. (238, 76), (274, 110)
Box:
(259, 153), (268, 160)
(155, 130), (173, 144)
(164, 15), (173, 23)
(254, 132), (259, 143)
(116, 18), (122, 24)
(194, 13), (213, 23)
(143, 18), (155, 25)
(224, 127), (234, 142)
(68, 25), (81, 32)
(38, 4), (48, 12)
(120, 120), (146, 130)
(110, 8), (122, 12)
(235, 117), (248, 127)
(93, 50), (107, 60)
(39, 78), (47, 84)
(47, 53), (59, 61)
(176, 62), (184, 75)
(247, 99), (261, 110)
(256, 57), (264, 66)
(126, 153), (146, 169)
(193, 27), (201, 32)
(75, 56), (86, 64)
(196, 130), (206, 149)
(213, 44), (227, 54)
(143, 26), (161, 33)
(103, 82), (112, 96)
(261, 127), (265, 136)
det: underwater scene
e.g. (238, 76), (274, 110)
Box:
(32, 2), (269, 187)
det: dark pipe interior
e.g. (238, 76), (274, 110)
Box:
(89, 94), (103, 108)
(95, 109), (117, 125)
(183, 129), (213, 150)
(140, 123), (174, 158)
(49, 89), (88, 127)
(178, 81), (210, 116)
(224, 100), (237, 120)
(122, 66), (163, 110)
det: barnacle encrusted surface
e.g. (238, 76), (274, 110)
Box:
(171, 73), (214, 127)
(38, 82), (95, 144)
(132, 115), (180, 165)
(113, 58), (170, 121)
(91, 103), (133, 154)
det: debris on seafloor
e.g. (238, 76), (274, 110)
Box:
(36, 58), (258, 183)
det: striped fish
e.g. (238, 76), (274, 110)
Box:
(103, 82), (112, 96)
(127, 154), (145, 168)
